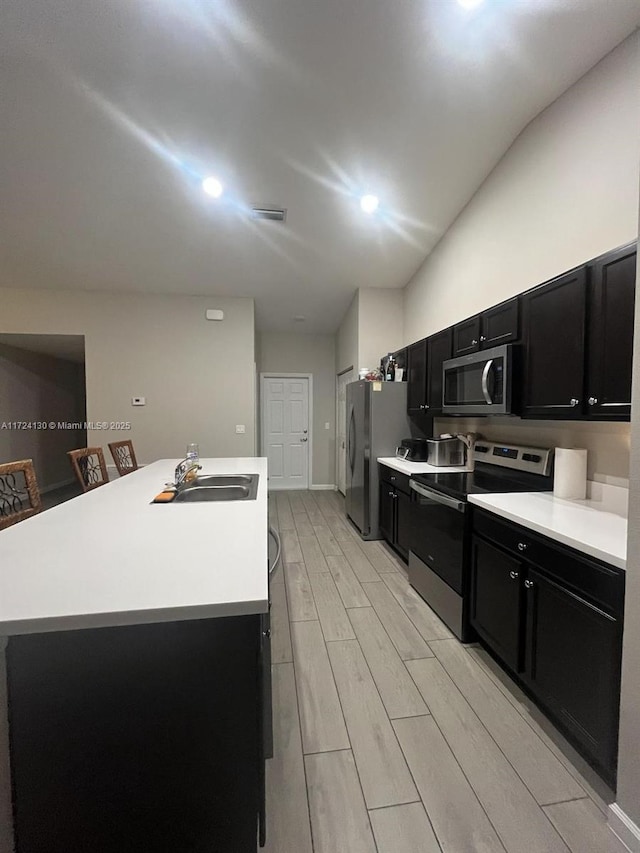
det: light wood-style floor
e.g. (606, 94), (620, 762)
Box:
(264, 489), (626, 853)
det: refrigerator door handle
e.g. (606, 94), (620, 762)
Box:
(348, 406), (356, 472)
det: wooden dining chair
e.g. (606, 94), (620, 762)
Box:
(0, 459), (42, 530)
(68, 447), (109, 493)
(108, 440), (139, 477)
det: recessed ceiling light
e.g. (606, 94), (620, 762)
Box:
(457, 0), (484, 9)
(360, 194), (379, 214)
(202, 176), (224, 198)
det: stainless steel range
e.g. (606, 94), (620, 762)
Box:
(407, 441), (554, 642)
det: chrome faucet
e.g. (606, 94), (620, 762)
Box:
(174, 457), (202, 487)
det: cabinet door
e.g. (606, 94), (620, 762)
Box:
(480, 298), (519, 349)
(587, 243), (636, 420)
(470, 537), (523, 672)
(452, 315), (481, 356)
(379, 483), (395, 545)
(407, 339), (428, 414)
(427, 328), (453, 414)
(522, 267), (587, 417)
(395, 489), (411, 561)
(524, 568), (622, 780)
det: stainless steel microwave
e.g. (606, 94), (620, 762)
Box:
(442, 344), (516, 416)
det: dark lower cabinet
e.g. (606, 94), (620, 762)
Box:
(523, 568), (621, 777)
(470, 538), (523, 672)
(8, 615), (269, 853)
(470, 509), (624, 785)
(379, 481), (395, 544)
(379, 466), (410, 560)
(395, 489), (412, 560)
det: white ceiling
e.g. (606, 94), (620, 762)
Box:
(1, 1), (639, 334)
(0, 334), (85, 363)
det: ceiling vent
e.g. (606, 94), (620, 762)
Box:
(251, 206), (287, 222)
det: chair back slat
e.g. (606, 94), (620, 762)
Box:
(0, 460), (42, 530)
(68, 448), (109, 493)
(108, 440), (138, 477)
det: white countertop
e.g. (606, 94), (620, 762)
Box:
(378, 457), (471, 476)
(0, 458), (269, 636)
(469, 492), (627, 570)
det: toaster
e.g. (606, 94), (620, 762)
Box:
(425, 437), (465, 466)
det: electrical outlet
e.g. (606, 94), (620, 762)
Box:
(235, 424), (246, 434)
(132, 397), (146, 406)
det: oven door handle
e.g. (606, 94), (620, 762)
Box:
(409, 480), (466, 512)
(481, 359), (494, 405)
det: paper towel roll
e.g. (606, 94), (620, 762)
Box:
(553, 448), (587, 500)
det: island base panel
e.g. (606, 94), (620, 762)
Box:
(8, 616), (261, 853)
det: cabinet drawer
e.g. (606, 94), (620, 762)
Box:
(380, 466), (411, 495)
(473, 509), (624, 616)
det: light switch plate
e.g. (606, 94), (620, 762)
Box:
(132, 397), (146, 406)
(324, 422), (330, 430)
(235, 424), (246, 434)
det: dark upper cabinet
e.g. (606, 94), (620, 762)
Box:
(523, 567), (622, 778)
(470, 537), (523, 673)
(521, 266), (587, 418)
(481, 298), (520, 349)
(407, 339), (428, 415)
(452, 316), (481, 356)
(453, 299), (520, 356)
(586, 243), (637, 419)
(426, 328), (452, 415)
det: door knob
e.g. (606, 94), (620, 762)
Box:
(303, 429), (308, 433)
(524, 579), (534, 589)
(509, 570), (519, 580)
(570, 398), (579, 407)
(471, 339), (478, 346)
(480, 335), (486, 342)
(588, 397), (598, 406)
(517, 542), (527, 551)
(300, 437), (308, 442)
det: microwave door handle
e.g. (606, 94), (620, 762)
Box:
(481, 359), (494, 405)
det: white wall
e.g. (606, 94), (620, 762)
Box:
(257, 332), (336, 486)
(357, 289), (404, 375)
(615, 208), (640, 837)
(0, 343), (86, 489)
(336, 291), (359, 375)
(403, 32), (640, 344)
(0, 289), (256, 462)
(336, 287), (404, 377)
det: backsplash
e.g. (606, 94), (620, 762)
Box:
(435, 416), (631, 487)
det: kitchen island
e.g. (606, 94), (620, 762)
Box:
(0, 458), (271, 853)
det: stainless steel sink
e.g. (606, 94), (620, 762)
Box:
(173, 485), (252, 502)
(194, 474), (254, 487)
(173, 474), (259, 502)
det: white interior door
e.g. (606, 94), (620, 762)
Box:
(262, 376), (310, 490)
(336, 369), (354, 495)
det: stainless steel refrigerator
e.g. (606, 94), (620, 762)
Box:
(345, 380), (410, 540)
